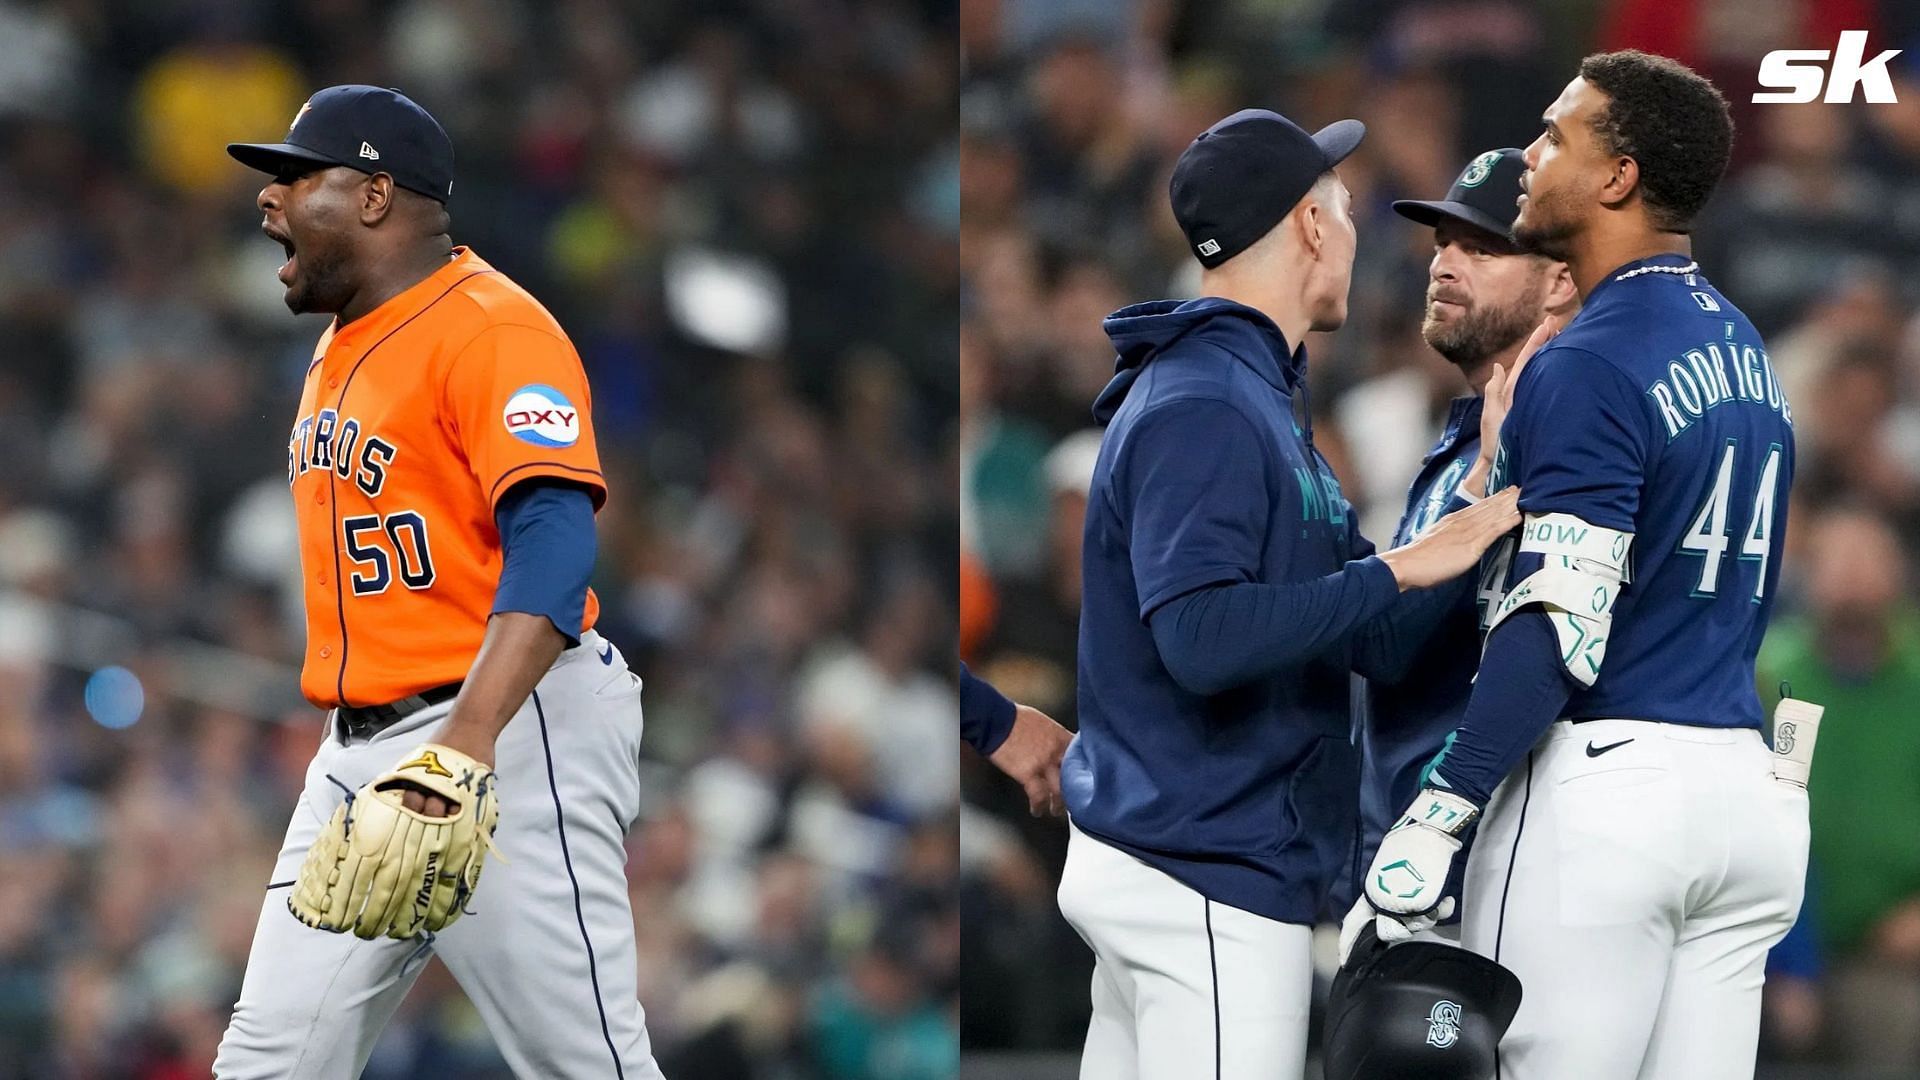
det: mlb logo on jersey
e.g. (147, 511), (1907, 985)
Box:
(503, 384), (580, 447)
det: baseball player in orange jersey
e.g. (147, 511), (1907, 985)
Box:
(212, 86), (667, 1078)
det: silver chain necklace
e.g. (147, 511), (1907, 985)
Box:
(1613, 261), (1700, 281)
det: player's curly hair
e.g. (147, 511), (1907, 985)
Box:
(1578, 50), (1733, 234)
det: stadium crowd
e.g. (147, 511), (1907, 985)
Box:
(0, 0), (959, 1077)
(960, 0), (1920, 1071)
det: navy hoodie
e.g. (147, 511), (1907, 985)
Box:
(1063, 296), (1407, 924)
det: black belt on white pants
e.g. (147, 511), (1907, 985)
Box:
(335, 682), (463, 740)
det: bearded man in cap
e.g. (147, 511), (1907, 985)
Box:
(1337, 147), (1577, 955)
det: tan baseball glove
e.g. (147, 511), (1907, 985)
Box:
(289, 743), (502, 940)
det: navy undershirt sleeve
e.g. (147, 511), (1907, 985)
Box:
(1123, 396), (1402, 696)
(1428, 611), (1573, 805)
(1348, 574), (1477, 684)
(1147, 558), (1401, 697)
(1338, 486), (1479, 683)
(492, 480), (597, 646)
(960, 661), (1018, 755)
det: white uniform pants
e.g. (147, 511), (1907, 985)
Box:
(1461, 719), (1808, 1080)
(214, 631), (666, 1079)
(1057, 822), (1312, 1080)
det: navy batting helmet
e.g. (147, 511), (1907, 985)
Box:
(1322, 924), (1523, 1080)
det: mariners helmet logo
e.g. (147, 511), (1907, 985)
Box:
(1426, 999), (1463, 1048)
(1458, 151), (1500, 188)
(503, 384), (581, 447)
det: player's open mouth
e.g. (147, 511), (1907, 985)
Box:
(264, 225), (297, 285)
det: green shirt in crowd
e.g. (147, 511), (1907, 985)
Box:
(1760, 614), (1920, 956)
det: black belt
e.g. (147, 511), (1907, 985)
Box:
(336, 682), (462, 740)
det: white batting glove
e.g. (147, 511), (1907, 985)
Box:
(1338, 893), (1458, 965)
(1347, 787), (1479, 959)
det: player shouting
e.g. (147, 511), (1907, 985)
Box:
(213, 86), (666, 1078)
(1351, 52), (1808, 1079)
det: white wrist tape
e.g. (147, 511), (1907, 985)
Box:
(1392, 787), (1480, 839)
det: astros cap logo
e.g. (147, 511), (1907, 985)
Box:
(503, 384), (580, 447)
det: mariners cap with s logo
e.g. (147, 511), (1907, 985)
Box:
(228, 85), (455, 203)
(1392, 147), (1528, 242)
(1170, 108), (1366, 269)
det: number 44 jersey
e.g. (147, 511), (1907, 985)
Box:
(1480, 254), (1792, 731)
(286, 248), (606, 709)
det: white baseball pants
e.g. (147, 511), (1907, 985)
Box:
(214, 631), (666, 1079)
(1057, 822), (1312, 1080)
(1461, 719), (1808, 1080)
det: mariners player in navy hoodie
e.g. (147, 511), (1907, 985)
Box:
(1054, 109), (1521, 1078)
(1350, 53), (1807, 1079)
(1342, 147), (1578, 932)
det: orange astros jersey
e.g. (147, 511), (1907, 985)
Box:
(288, 247), (604, 708)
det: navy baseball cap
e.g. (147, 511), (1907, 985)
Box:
(228, 85), (455, 203)
(1392, 148), (1528, 241)
(1170, 108), (1366, 269)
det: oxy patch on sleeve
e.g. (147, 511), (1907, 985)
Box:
(502, 384), (581, 447)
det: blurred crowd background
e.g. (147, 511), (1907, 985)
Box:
(960, 0), (1920, 1075)
(0, 0), (959, 1077)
